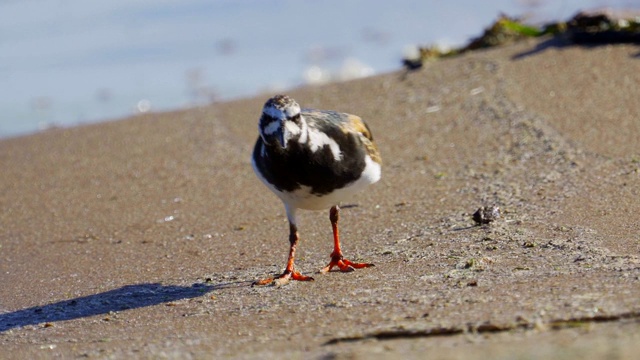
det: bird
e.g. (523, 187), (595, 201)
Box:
(251, 94), (382, 286)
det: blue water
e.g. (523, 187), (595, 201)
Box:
(0, 0), (632, 138)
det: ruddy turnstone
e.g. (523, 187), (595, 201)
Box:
(251, 94), (382, 286)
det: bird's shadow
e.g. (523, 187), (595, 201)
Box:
(0, 280), (250, 332)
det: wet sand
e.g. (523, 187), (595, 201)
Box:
(1, 37), (639, 359)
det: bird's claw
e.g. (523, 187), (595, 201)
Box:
(320, 255), (374, 274)
(252, 271), (314, 287)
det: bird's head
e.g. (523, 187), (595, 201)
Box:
(258, 94), (304, 149)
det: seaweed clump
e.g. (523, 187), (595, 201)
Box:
(403, 11), (640, 70)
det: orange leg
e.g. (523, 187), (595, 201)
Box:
(253, 222), (314, 286)
(320, 205), (374, 274)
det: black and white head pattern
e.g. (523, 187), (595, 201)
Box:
(258, 94), (305, 148)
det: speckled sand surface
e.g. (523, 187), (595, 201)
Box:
(1, 37), (639, 359)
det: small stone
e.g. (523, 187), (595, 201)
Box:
(473, 206), (501, 224)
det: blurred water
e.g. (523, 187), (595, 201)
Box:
(0, 0), (634, 138)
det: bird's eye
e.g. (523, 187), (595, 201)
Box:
(288, 113), (301, 122)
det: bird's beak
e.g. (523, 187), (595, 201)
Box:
(276, 122), (287, 149)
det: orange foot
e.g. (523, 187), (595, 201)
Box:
(252, 271), (314, 287)
(320, 253), (374, 274)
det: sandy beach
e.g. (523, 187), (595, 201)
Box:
(1, 37), (639, 359)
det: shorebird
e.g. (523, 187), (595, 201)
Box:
(251, 94), (382, 286)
